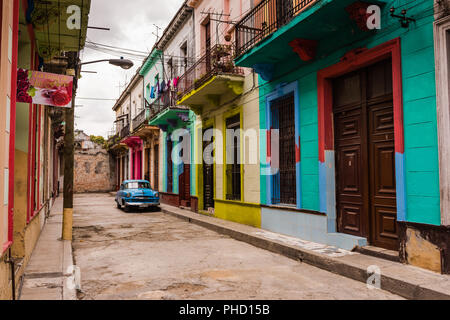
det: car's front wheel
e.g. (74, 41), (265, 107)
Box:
(122, 201), (130, 212)
(116, 200), (121, 209)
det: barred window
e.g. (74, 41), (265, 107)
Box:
(271, 93), (296, 205)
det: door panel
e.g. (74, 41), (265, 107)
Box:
(179, 164), (191, 207)
(368, 104), (398, 250)
(334, 59), (398, 250)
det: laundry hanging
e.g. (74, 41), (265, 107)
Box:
(150, 86), (155, 99)
(173, 76), (179, 88)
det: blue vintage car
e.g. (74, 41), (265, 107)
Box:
(115, 180), (160, 211)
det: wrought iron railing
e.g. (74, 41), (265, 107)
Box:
(132, 108), (148, 131)
(176, 44), (244, 100)
(235, 0), (317, 57)
(120, 123), (130, 139)
(147, 90), (177, 121)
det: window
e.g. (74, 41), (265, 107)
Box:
(226, 114), (241, 201)
(167, 58), (174, 79)
(146, 84), (151, 101)
(271, 93), (296, 205)
(180, 42), (188, 74)
(125, 182), (150, 189)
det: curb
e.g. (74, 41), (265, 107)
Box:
(161, 207), (450, 300)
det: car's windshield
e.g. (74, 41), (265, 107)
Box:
(125, 182), (150, 189)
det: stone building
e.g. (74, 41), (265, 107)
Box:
(74, 131), (115, 193)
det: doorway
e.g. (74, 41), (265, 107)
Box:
(203, 127), (214, 210)
(333, 59), (398, 250)
(179, 164), (191, 207)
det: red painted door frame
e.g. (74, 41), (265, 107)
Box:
(318, 38), (404, 159)
(4, 0), (20, 252)
(317, 38), (407, 230)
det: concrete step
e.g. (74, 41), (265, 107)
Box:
(161, 204), (450, 300)
(355, 245), (400, 263)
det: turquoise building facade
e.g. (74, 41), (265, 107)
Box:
(235, 0), (448, 273)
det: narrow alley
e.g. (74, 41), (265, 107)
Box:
(72, 193), (401, 300)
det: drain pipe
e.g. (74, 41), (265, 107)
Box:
(6, 248), (16, 300)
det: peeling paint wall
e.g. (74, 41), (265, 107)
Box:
(405, 228), (441, 273)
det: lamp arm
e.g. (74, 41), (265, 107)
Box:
(78, 59), (111, 66)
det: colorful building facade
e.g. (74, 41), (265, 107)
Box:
(147, 3), (197, 209)
(0, 0), (90, 299)
(234, 0), (448, 273)
(177, 0), (262, 224)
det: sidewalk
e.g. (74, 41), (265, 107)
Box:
(161, 204), (450, 300)
(19, 197), (76, 300)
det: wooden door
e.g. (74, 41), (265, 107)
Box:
(179, 164), (191, 207)
(334, 59), (398, 250)
(203, 127), (214, 210)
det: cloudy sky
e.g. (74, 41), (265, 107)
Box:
(75, 0), (184, 137)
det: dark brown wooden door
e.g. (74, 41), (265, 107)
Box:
(334, 59), (398, 250)
(179, 164), (191, 207)
(203, 127), (214, 210)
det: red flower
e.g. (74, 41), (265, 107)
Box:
(17, 90), (32, 103)
(51, 87), (72, 106)
(17, 69), (29, 82)
(18, 79), (30, 92)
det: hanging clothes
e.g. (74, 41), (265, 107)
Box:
(160, 80), (166, 93)
(173, 76), (179, 88)
(150, 86), (155, 99)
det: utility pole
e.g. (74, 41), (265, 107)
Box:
(61, 55), (133, 240)
(62, 53), (78, 240)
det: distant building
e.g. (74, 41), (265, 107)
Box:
(74, 130), (115, 193)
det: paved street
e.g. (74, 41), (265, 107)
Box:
(72, 193), (402, 300)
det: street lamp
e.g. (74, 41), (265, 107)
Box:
(79, 57), (134, 69)
(62, 57), (134, 241)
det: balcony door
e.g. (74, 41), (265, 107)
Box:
(205, 19), (211, 73)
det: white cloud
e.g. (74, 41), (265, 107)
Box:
(75, 0), (184, 137)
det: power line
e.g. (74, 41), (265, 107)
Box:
(86, 41), (149, 54)
(77, 97), (118, 101)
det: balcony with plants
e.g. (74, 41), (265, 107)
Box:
(176, 44), (245, 114)
(234, 0), (390, 77)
